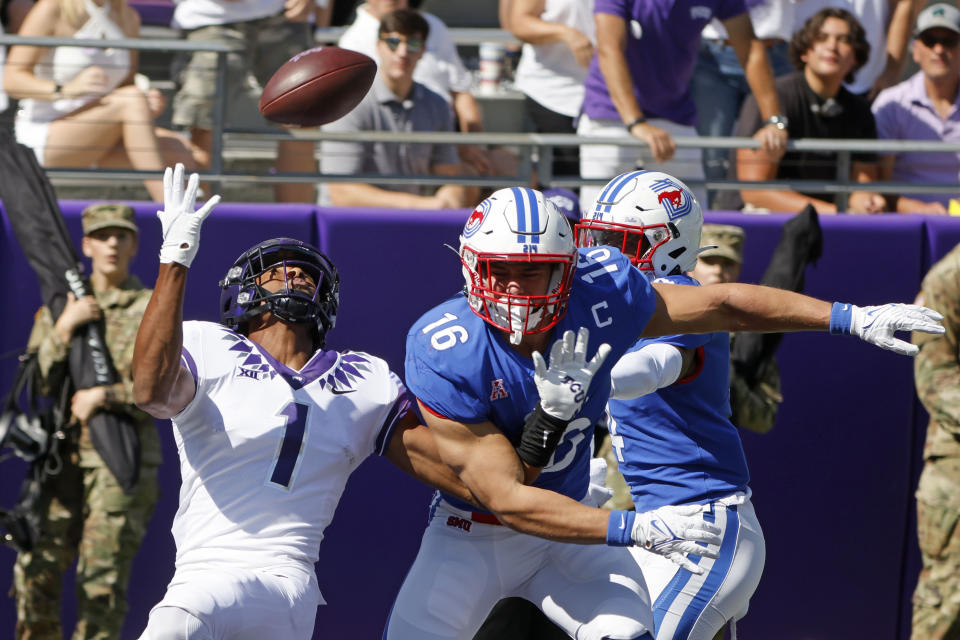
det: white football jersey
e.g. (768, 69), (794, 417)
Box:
(169, 321), (410, 573)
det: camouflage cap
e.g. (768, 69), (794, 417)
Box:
(81, 203), (139, 236)
(699, 224), (745, 264)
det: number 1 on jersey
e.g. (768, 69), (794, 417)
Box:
(270, 401), (309, 489)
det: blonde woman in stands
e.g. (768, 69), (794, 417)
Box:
(3, 0), (199, 201)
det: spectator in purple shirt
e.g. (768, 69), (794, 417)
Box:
(578, 0), (789, 209)
(872, 3), (960, 215)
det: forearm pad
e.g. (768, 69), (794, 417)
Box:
(516, 403), (570, 467)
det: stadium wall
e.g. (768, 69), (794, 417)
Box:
(1, 203), (957, 639)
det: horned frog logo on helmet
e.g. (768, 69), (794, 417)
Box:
(458, 188), (577, 345)
(576, 170), (707, 277)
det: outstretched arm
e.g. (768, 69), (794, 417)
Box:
(644, 282), (944, 356)
(133, 263), (194, 418)
(421, 403), (614, 544)
(132, 164), (219, 417)
(420, 403), (719, 572)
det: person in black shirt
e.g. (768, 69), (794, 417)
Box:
(734, 8), (886, 214)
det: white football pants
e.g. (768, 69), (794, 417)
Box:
(137, 564), (320, 640)
(629, 495), (765, 640)
(384, 498), (655, 640)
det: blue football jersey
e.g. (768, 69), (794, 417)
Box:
(607, 275), (750, 512)
(405, 247), (656, 512)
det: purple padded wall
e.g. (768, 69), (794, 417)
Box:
(709, 213), (927, 639)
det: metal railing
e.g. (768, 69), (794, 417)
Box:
(0, 34), (236, 180)
(2, 34), (959, 210)
(313, 26), (519, 46)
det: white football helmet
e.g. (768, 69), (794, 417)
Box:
(576, 170), (706, 276)
(459, 187), (576, 345)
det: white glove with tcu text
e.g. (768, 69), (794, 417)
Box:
(632, 504), (722, 574)
(532, 327), (611, 420)
(830, 302), (944, 356)
(157, 163), (220, 268)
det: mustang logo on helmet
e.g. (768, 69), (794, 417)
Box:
(652, 178), (693, 220)
(463, 198), (492, 239)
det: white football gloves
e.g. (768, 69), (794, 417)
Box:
(831, 302), (944, 356)
(587, 457), (615, 508)
(532, 327), (612, 421)
(157, 163), (220, 268)
(632, 504), (722, 574)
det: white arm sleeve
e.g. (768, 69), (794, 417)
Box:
(609, 343), (685, 400)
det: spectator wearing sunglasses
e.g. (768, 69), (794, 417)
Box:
(319, 8), (477, 209)
(871, 3), (960, 215)
(338, 0), (495, 178)
(733, 7), (886, 213)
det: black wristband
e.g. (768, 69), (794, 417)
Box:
(515, 403), (570, 467)
(625, 116), (646, 132)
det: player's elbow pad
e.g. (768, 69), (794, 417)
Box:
(609, 343), (683, 400)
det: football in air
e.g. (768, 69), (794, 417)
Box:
(258, 46), (377, 127)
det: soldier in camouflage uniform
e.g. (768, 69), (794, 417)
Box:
(912, 243), (960, 640)
(13, 203), (161, 640)
(598, 224), (782, 510)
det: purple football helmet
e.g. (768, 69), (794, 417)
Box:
(219, 238), (340, 347)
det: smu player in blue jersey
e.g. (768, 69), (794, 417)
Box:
(386, 186), (944, 640)
(577, 170), (762, 640)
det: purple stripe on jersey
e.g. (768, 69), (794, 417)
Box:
(375, 390), (414, 455)
(340, 362), (361, 377)
(180, 347), (199, 388)
(256, 345), (339, 388)
(228, 340), (250, 352)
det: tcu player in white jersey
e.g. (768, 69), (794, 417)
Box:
(577, 170), (762, 639)
(130, 165), (476, 640)
(386, 186), (944, 640)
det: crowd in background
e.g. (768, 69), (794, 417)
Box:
(0, 0), (959, 212)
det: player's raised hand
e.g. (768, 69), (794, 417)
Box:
(631, 504), (721, 574)
(157, 163), (220, 268)
(532, 327), (612, 420)
(831, 302), (945, 356)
